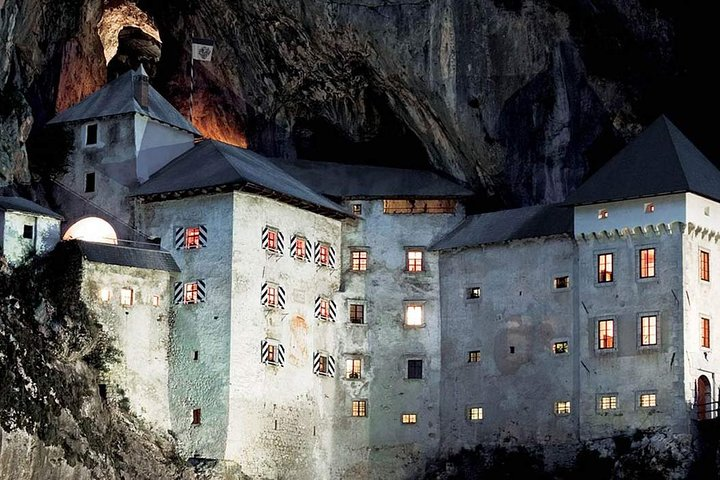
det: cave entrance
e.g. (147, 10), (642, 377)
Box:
(98, 0), (161, 80)
(63, 217), (118, 245)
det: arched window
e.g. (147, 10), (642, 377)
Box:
(63, 217), (118, 244)
(697, 375), (712, 420)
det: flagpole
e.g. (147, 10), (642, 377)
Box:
(190, 36), (195, 124)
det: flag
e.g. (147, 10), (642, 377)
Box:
(192, 38), (214, 62)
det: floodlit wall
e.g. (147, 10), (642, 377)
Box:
(81, 260), (175, 430)
(134, 115), (194, 182)
(0, 211), (60, 266)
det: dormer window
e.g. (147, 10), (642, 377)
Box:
(644, 202), (655, 213)
(85, 124), (98, 146)
(597, 209), (609, 219)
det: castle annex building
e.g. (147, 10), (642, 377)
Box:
(2, 67), (719, 478)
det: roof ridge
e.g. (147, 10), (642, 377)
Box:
(659, 117), (692, 192)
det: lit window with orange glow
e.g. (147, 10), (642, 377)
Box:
(295, 237), (306, 259)
(640, 315), (657, 346)
(267, 230), (278, 251)
(407, 250), (423, 272)
(184, 282), (199, 304)
(351, 250), (368, 271)
(405, 304), (424, 327)
(401, 413), (417, 424)
(185, 227), (201, 249)
(319, 298), (329, 319)
(598, 319), (614, 349)
(598, 209), (609, 219)
(702, 317), (711, 349)
(318, 244), (330, 266)
(598, 253), (613, 283)
(640, 248), (655, 278)
(644, 202), (655, 213)
(99, 288), (112, 302)
(700, 250), (710, 282)
(266, 285), (278, 307)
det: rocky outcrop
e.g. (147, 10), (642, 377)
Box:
(0, 0), (715, 203)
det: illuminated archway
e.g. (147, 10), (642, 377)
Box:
(63, 217), (118, 245)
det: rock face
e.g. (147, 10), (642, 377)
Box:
(0, 0), (716, 203)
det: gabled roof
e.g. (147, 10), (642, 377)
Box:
(565, 116), (720, 205)
(78, 241), (180, 272)
(267, 158), (474, 199)
(48, 68), (200, 136)
(133, 140), (351, 218)
(430, 204), (573, 250)
(0, 196), (63, 220)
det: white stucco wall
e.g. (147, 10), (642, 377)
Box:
(0, 211), (60, 266)
(134, 116), (194, 182)
(575, 194), (686, 237)
(81, 260), (174, 430)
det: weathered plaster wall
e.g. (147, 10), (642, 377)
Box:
(137, 193), (234, 459)
(575, 194), (686, 237)
(437, 236), (578, 453)
(81, 259), (175, 431)
(340, 199), (465, 479)
(0, 211), (60, 265)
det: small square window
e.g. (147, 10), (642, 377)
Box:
(22, 224), (34, 239)
(352, 204), (362, 215)
(639, 393), (657, 408)
(120, 288), (133, 306)
(554, 401), (571, 415)
(349, 304), (365, 324)
(468, 351), (481, 363)
(184, 282), (199, 304)
(192, 408), (201, 425)
(407, 359), (423, 379)
(345, 358), (362, 379)
(86, 124), (98, 146)
(598, 319), (615, 349)
(407, 250), (423, 272)
(401, 413), (417, 424)
(553, 341), (569, 354)
(99, 287), (112, 302)
(405, 304), (424, 326)
(599, 395), (618, 410)
(85, 172), (96, 193)
(598, 253), (613, 283)
(351, 250), (368, 271)
(644, 202), (655, 213)
(352, 400), (367, 417)
(467, 406), (483, 421)
(151, 295), (160, 307)
(554, 276), (569, 289)
(598, 209), (609, 219)
(467, 287), (481, 299)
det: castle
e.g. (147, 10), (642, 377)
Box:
(1, 66), (718, 478)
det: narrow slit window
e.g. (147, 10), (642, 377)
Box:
(85, 172), (96, 193)
(598, 253), (613, 283)
(192, 408), (201, 425)
(702, 317), (711, 349)
(700, 250), (710, 282)
(151, 295), (160, 307)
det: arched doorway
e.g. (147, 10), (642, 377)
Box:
(63, 217), (118, 245)
(697, 375), (712, 420)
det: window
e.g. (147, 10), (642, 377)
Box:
(401, 413), (417, 424)
(407, 250), (423, 272)
(22, 224), (33, 239)
(702, 317), (711, 349)
(598, 253), (613, 283)
(266, 285), (278, 307)
(318, 355), (328, 374)
(639, 248), (656, 278)
(294, 236), (307, 260)
(468, 351), (481, 363)
(700, 250), (710, 281)
(349, 304), (365, 324)
(383, 199), (456, 214)
(267, 229), (278, 251)
(352, 400), (367, 417)
(313, 351), (335, 377)
(185, 227), (201, 249)
(599, 395), (618, 410)
(351, 250), (368, 271)
(120, 288), (133, 306)
(554, 401), (571, 415)
(639, 393), (657, 408)
(345, 359), (362, 379)
(84, 172), (96, 193)
(407, 359), (423, 379)
(705, 206), (711, 217)
(554, 276), (569, 289)
(267, 344), (277, 363)
(467, 407), (483, 421)
(644, 202), (655, 213)
(352, 203), (362, 215)
(318, 298), (329, 320)
(598, 319), (614, 349)
(99, 287), (112, 302)
(193, 350), (199, 361)
(151, 295), (160, 307)
(598, 209), (609, 219)
(553, 341), (569, 354)
(405, 304), (424, 326)
(467, 287), (481, 299)
(85, 124), (98, 145)
(640, 315), (657, 346)
(191, 408), (201, 425)
(318, 243), (330, 266)
(184, 282), (199, 304)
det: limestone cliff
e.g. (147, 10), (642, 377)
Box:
(0, 0), (715, 203)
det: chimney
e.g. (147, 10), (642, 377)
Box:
(134, 64), (149, 109)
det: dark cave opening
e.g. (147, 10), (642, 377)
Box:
(107, 26), (162, 80)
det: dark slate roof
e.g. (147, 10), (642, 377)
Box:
(48, 68), (200, 136)
(78, 241), (180, 272)
(133, 140), (351, 217)
(0, 196), (63, 219)
(266, 158), (474, 199)
(430, 204), (573, 250)
(565, 116), (720, 205)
